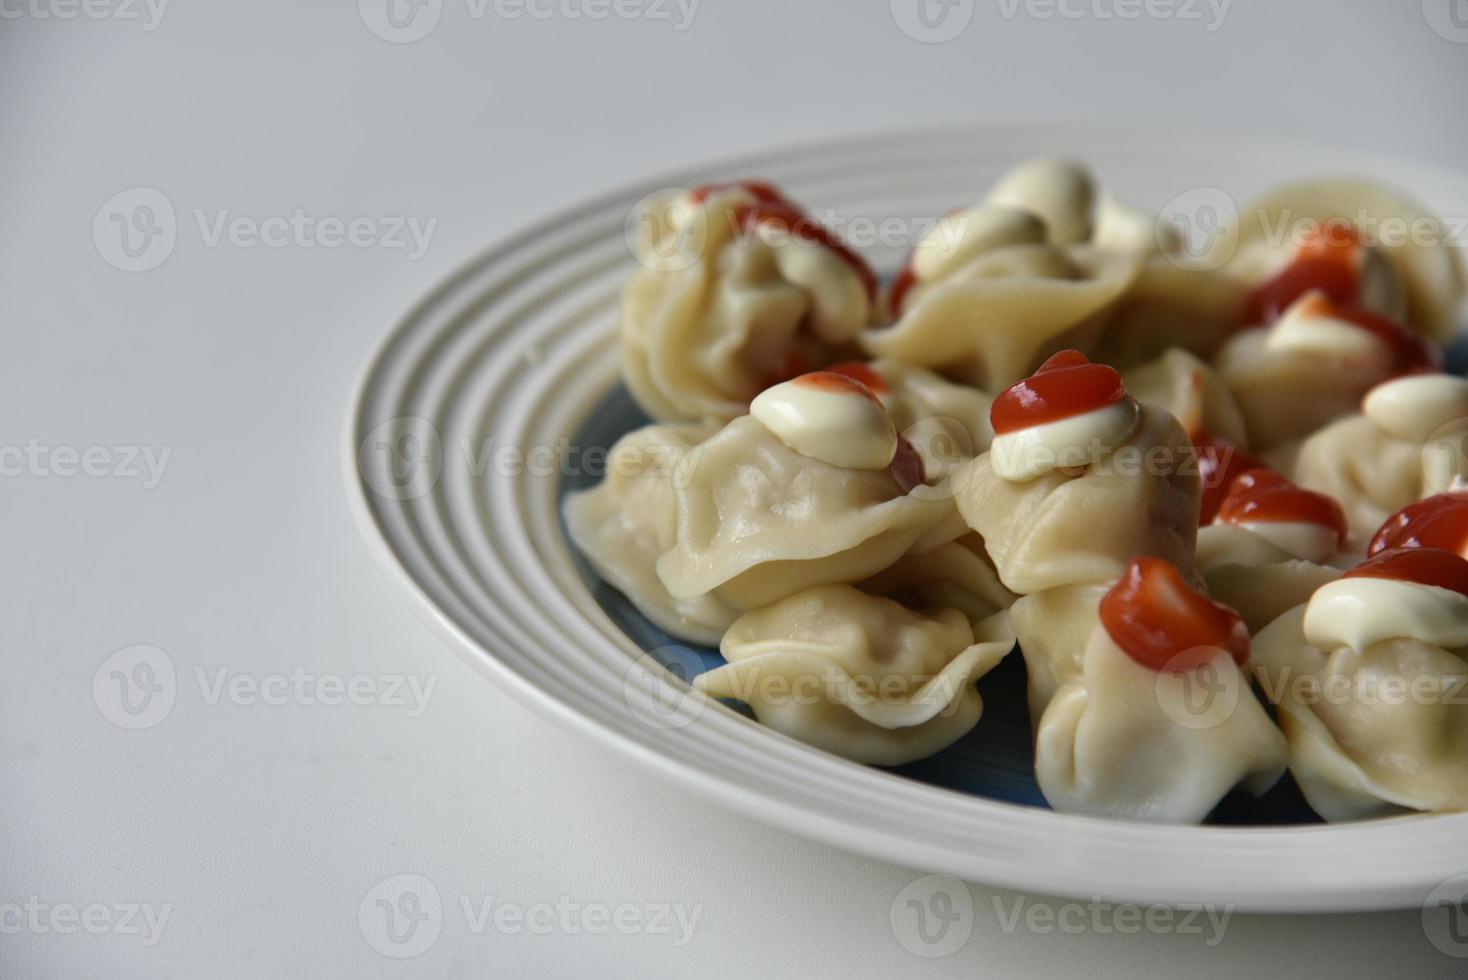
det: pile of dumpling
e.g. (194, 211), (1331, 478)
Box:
(565, 160), (1468, 824)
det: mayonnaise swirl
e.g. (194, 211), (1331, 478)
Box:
(988, 399), (1141, 482)
(750, 374), (898, 470)
(1363, 374), (1468, 444)
(1304, 577), (1468, 653)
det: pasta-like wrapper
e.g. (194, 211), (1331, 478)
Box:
(1010, 583), (1107, 723)
(695, 584), (1015, 765)
(1095, 258), (1250, 370)
(1251, 606), (1468, 820)
(1033, 622), (1286, 822)
(861, 244), (1139, 391)
(1213, 327), (1395, 452)
(1194, 524), (1344, 632)
(1275, 413), (1468, 546)
(954, 406), (1201, 595)
(1208, 179), (1467, 340)
(861, 533), (1017, 624)
(656, 416), (955, 610)
(1124, 347), (1249, 447)
(866, 359), (994, 456)
(563, 422), (736, 644)
(621, 188), (870, 422)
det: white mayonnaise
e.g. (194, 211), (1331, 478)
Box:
(1303, 576), (1468, 653)
(988, 398), (1141, 482)
(751, 375), (898, 470)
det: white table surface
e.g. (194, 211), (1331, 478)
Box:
(5, 1), (1468, 975)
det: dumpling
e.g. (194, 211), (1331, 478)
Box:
(864, 205), (1139, 391)
(1021, 558), (1286, 822)
(823, 359), (995, 469)
(656, 373), (956, 611)
(982, 157), (1178, 257)
(1276, 374), (1468, 544)
(1123, 347), (1249, 447)
(1213, 289), (1438, 451)
(695, 584), (1016, 766)
(1093, 258), (1249, 369)
(621, 181), (876, 422)
(1207, 181), (1467, 340)
(861, 533), (1017, 623)
(563, 422), (736, 644)
(1194, 469), (1349, 631)
(954, 352), (1200, 595)
(1250, 548), (1468, 820)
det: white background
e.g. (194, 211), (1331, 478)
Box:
(5, 0), (1468, 976)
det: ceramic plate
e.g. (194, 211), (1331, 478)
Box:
(345, 126), (1468, 912)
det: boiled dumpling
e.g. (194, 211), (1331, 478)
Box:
(1022, 558), (1286, 822)
(695, 584), (1015, 765)
(1250, 548), (1468, 820)
(1193, 469), (1350, 631)
(1123, 347), (1249, 447)
(1274, 374), (1468, 544)
(1214, 290), (1438, 451)
(955, 353), (1200, 595)
(621, 181), (876, 422)
(863, 205), (1139, 390)
(1206, 180), (1466, 339)
(563, 422), (737, 644)
(656, 374), (956, 611)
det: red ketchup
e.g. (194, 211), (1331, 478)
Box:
(689, 181), (877, 301)
(757, 348), (811, 391)
(889, 436), (926, 494)
(1368, 492), (1468, 560)
(1216, 469), (1347, 546)
(1343, 547), (1468, 598)
(1100, 557), (1251, 671)
(824, 361), (891, 396)
(1290, 293), (1438, 376)
(1192, 431), (1264, 525)
(990, 350), (1128, 436)
(887, 264), (919, 318)
(789, 370), (882, 400)
(1244, 220), (1365, 325)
